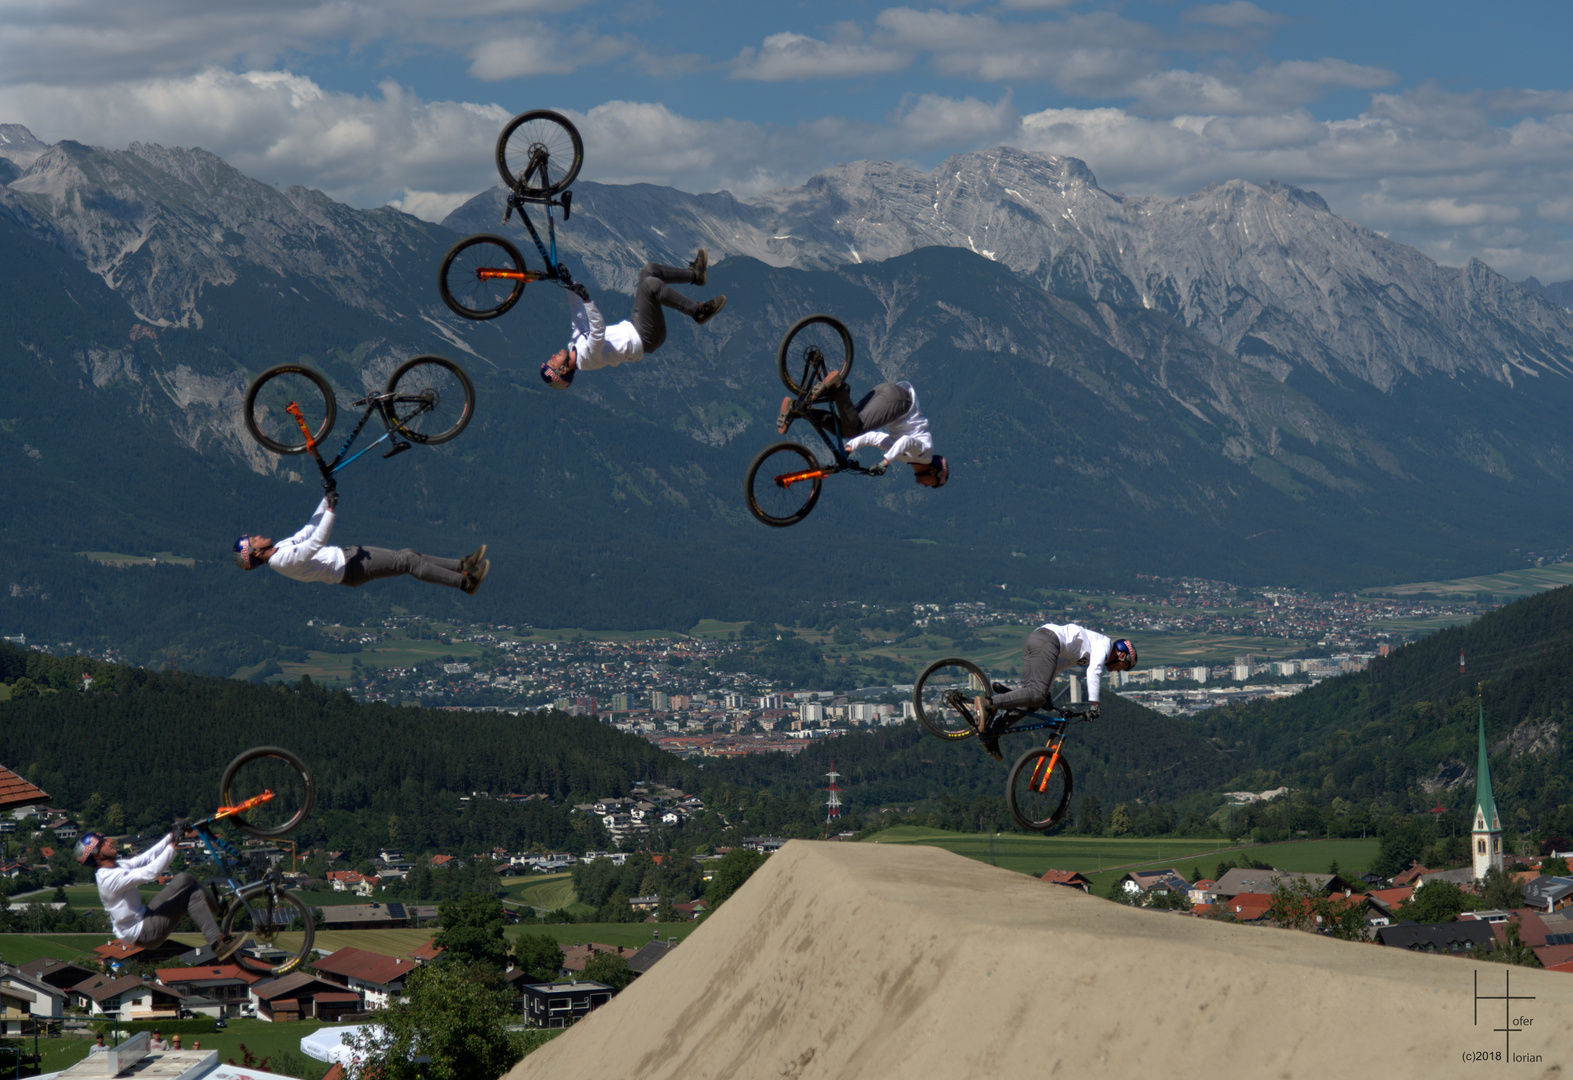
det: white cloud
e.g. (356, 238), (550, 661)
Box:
(730, 31), (909, 81)
(1182, 2), (1282, 29)
(467, 23), (631, 80)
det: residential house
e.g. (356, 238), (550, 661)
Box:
(1374, 921), (1497, 954)
(250, 971), (362, 1023)
(0, 765), (51, 815)
(326, 870), (375, 896)
(94, 938), (187, 967)
(626, 939), (678, 976)
(560, 943), (633, 975)
(1116, 869), (1189, 899)
(1219, 892), (1274, 922)
(17, 958), (97, 995)
(1210, 868), (1348, 900)
(154, 965), (264, 1018)
(1039, 869), (1093, 893)
(520, 980), (615, 1028)
(1522, 876), (1573, 913)
(671, 900), (710, 920)
(311, 947), (417, 1008)
(411, 941), (444, 966)
(0, 965), (65, 1034)
(629, 895), (660, 914)
(318, 902), (416, 931)
(75, 974), (185, 1020)
(1391, 864), (1433, 887)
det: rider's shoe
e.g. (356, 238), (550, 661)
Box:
(690, 248), (708, 287)
(811, 370), (844, 401)
(461, 545), (487, 576)
(210, 934), (245, 963)
(461, 559), (490, 595)
(693, 296), (726, 324)
(979, 732), (1003, 763)
(777, 396), (798, 435)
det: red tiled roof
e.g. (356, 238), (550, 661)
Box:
(1040, 869), (1092, 886)
(1532, 943), (1573, 969)
(312, 946), (417, 987)
(411, 940), (443, 963)
(94, 941), (146, 961)
(1227, 892), (1274, 921)
(154, 964), (264, 986)
(0, 764), (50, 811)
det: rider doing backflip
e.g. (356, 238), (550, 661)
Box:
(779, 375), (949, 488)
(541, 251), (726, 389)
(77, 827), (242, 961)
(971, 623), (1136, 760)
(234, 491), (489, 593)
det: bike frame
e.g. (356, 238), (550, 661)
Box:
(287, 395), (411, 484)
(190, 795), (287, 931)
(772, 401), (875, 491)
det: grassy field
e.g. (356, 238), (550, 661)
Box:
(26, 1018), (334, 1076)
(1365, 561), (1573, 599)
(503, 873), (577, 912)
(0, 933), (104, 964)
(505, 921), (698, 949)
(861, 826), (1379, 894)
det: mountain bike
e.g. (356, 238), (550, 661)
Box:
(912, 657), (1091, 832)
(244, 357), (475, 484)
(745, 314), (864, 527)
(190, 746), (317, 976)
(439, 109), (582, 320)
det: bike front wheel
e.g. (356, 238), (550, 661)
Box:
(224, 886), (314, 977)
(776, 314), (854, 396)
(243, 365), (337, 455)
(495, 109), (583, 196)
(745, 442), (825, 527)
(439, 234), (531, 320)
(1007, 746), (1074, 831)
(385, 356), (475, 444)
(913, 657), (991, 740)
(221, 746), (315, 839)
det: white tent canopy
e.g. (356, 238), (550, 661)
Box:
(299, 1025), (381, 1066)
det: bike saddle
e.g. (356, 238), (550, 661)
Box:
(559, 189), (572, 221)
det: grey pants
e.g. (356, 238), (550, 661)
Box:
(830, 382), (911, 439)
(135, 872), (223, 949)
(340, 546), (466, 589)
(991, 627), (1063, 714)
(630, 262), (701, 354)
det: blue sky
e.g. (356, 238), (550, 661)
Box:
(3, 0), (1573, 279)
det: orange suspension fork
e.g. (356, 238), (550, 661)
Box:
(1031, 742), (1064, 793)
(216, 790), (275, 820)
(776, 467), (830, 488)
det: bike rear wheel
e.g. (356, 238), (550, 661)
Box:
(385, 356), (475, 444)
(495, 109), (583, 196)
(223, 886), (314, 976)
(243, 365), (336, 455)
(1007, 746), (1074, 831)
(439, 234), (531, 320)
(221, 746), (315, 839)
(913, 657), (992, 740)
(745, 441), (825, 527)
(776, 314), (854, 396)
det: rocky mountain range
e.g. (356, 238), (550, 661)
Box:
(5, 122), (1573, 665)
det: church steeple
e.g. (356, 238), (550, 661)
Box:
(1471, 700), (1503, 880)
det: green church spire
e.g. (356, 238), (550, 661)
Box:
(1474, 701), (1499, 833)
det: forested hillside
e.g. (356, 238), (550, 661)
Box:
(1198, 585), (1573, 835)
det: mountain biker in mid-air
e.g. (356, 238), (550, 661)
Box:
(778, 375), (949, 488)
(76, 827), (242, 961)
(541, 250), (726, 389)
(233, 492), (489, 593)
(970, 624), (1136, 760)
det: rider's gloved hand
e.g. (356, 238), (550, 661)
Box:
(171, 818), (190, 837)
(1087, 703), (1101, 721)
(325, 486), (339, 511)
(568, 282), (590, 302)
(868, 460), (888, 476)
(556, 263), (574, 287)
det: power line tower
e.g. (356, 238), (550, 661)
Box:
(824, 763), (843, 837)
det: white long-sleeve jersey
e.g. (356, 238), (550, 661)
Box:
(567, 294), (644, 371)
(843, 381), (933, 465)
(266, 497), (346, 585)
(1038, 622), (1116, 703)
(96, 834), (176, 943)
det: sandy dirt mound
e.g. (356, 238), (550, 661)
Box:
(506, 841), (1572, 1079)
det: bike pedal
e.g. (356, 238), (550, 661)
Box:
(383, 441), (411, 458)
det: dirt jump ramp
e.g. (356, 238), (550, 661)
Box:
(506, 840), (1572, 1079)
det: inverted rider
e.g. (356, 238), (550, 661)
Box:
(971, 623), (1137, 760)
(779, 374), (949, 488)
(541, 251), (726, 389)
(234, 491), (488, 593)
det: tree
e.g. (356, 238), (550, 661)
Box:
(582, 951), (635, 991)
(1395, 881), (1472, 924)
(1474, 915), (1543, 968)
(433, 895), (509, 972)
(704, 848), (766, 909)
(344, 962), (521, 1080)
(1479, 866), (1524, 910)
(1107, 804), (1132, 837)
(1076, 795), (1103, 836)
(512, 933), (565, 982)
